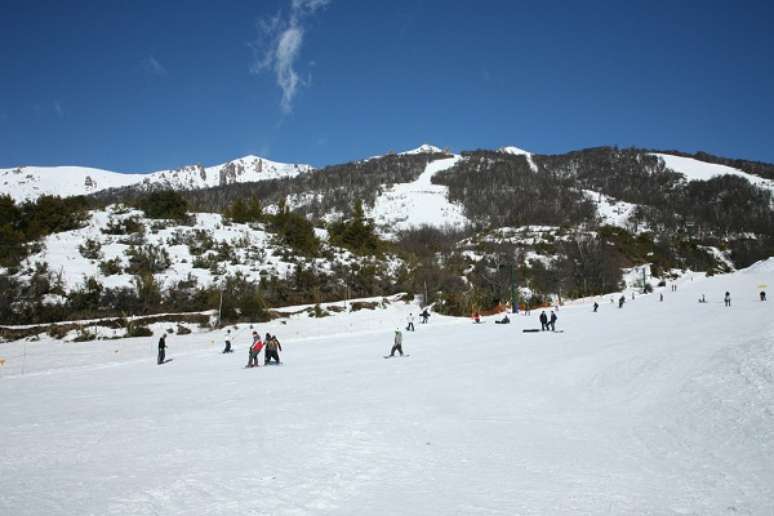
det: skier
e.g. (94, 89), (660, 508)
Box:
(549, 311), (557, 332)
(539, 311), (548, 331)
(246, 331), (263, 368)
(406, 313), (416, 332)
(659, 293), (664, 302)
(593, 301), (599, 313)
(222, 328), (233, 354)
(495, 314), (510, 324)
(420, 308), (430, 324)
(618, 296), (625, 309)
(157, 334), (167, 365)
(699, 294), (707, 304)
(761, 291), (767, 302)
(265, 334), (282, 365)
(724, 291), (731, 307)
(473, 312), (481, 324)
(389, 329), (403, 357)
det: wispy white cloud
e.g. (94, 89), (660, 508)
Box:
(141, 56), (167, 76)
(53, 101), (63, 118)
(251, 0), (330, 113)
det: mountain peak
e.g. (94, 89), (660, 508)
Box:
(399, 144), (445, 155)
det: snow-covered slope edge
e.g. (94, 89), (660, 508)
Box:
(654, 153), (774, 191)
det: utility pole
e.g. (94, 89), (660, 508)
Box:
(424, 280), (428, 307)
(510, 262), (518, 314)
(642, 266), (647, 294)
(217, 285), (224, 328)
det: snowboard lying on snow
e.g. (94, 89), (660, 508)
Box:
(383, 354), (410, 359)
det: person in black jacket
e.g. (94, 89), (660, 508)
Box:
(157, 335), (167, 365)
(549, 311), (557, 331)
(539, 311), (548, 331)
(264, 335), (282, 365)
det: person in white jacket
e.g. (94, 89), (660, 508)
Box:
(222, 328), (233, 354)
(406, 313), (415, 332)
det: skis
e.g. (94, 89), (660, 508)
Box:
(383, 354), (410, 359)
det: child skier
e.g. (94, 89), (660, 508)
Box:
(406, 313), (416, 332)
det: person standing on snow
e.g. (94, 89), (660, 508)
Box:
(420, 308), (430, 324)
(724, 292), (732, 307)
(246, 331), (263, 368)
(406, 313), (416, 332)
(549, 311), (557, 331)
(223, 329), (233, 354)
(157, 334), (167, 365)
(593, 301), (599, 313)
(390, 329), (404, 357)
(761, 291), (767, 302)
(539, 311), (548, 331)
(473, 312), (481, 324)
(618, 296), (625, 309)
(265, 335), (282, 365)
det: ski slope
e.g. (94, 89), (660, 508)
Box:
(1, 263), (774, 514)
(370, 156), (469, 236)
(654, 153), (774, 191)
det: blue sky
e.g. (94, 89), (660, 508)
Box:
(1, 0), (773, 172)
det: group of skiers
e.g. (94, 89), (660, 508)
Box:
(156, 286), (769, 366)
(539, 310), (558, 331)
(246, 331), (282, 368)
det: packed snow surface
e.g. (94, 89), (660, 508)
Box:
(654, 153), (774, 191)
(2, 264), (774, 514)
(370, 156), (469, 236)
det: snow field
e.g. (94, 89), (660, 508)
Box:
(1, 262), (774, 514)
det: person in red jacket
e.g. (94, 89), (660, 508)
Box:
(246, 331), (263, 368)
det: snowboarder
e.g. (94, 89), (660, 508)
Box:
(549, 311), (557, 331)
(495, 314), (510, 324)
(473, 312), (481, 324)
(420, 308), (430, 324)
(406, 313), (416, 332)
(157, 334), (167, 365)
(390, 329), (403, 357)
(593, 301), (599, 313)
(265, 334), (282, 365)
(761, 291), (767, 302)
(222, 329), (233, 354)
(539, 311), (548, 331)
(659, 293), (664, 302)
(618, 296), (625, 309)
(246, 331), (263, 368)
(699, 294), (707, 304)
(724, 291), (731, 307)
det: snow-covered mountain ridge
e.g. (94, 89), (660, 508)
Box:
(0, 155), (313, 203)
